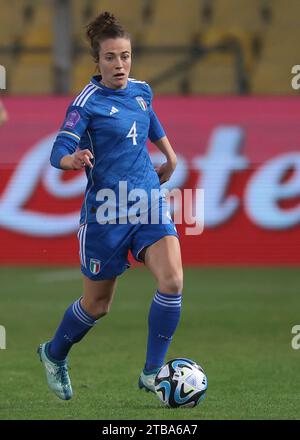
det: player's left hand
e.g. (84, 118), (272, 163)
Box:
(155, 160), (176, 184)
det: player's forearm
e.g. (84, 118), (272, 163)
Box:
(154, 136), (177, 166)
(50, 136), (78, 169)
(51, 147), (75, 170)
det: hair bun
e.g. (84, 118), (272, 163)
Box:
(99, 11), (118, 31)
(86, 11), (130, 63)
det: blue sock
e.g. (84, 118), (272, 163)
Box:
(145, 290), (182, 371)
(48, 297), (97, 361)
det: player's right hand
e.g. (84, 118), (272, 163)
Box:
(60, 149), (94, 170)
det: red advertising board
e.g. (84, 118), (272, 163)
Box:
(0, 96), (299, 266)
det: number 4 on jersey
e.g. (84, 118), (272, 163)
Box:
(127, 121), (138, 146)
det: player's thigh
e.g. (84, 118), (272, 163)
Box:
(144, 235), (183, 292)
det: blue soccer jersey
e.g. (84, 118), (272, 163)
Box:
(50, 76), (166, 224)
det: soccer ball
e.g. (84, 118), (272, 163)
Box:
(154, 358), (208, 408)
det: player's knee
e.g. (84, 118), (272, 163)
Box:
(88, 300), (111, 319)
(160, 273), (183, 294)
(96, 302), (111, 319)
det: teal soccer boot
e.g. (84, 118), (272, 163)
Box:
(37, 342), (73, 400)
(138, 368), (160, 393)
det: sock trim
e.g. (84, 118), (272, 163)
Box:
(157, 290), (182, 298)
(72, 298), (95, 327)
(153, 291), (182, 308)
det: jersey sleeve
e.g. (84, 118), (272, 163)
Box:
(149, 109), (166, 142)
(50, 103), (92, 169)
(144, 83), (166, 142)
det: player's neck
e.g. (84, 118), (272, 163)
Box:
(99, 78), (127, 90)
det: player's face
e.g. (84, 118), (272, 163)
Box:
(99, 38), (131, 89)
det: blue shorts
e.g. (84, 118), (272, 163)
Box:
(77, 200), (178, 280)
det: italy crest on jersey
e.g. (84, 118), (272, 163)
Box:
(136, 96), (147, 111)
(90, 258), (101, 275)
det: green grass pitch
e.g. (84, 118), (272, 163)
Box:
(0, 266), (299, 420)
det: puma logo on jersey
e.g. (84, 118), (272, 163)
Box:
(110, 106), (119, 115)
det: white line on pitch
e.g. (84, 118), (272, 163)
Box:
(36, 269), (82, 283)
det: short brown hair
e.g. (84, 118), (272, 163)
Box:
(86, 11), (130, 63)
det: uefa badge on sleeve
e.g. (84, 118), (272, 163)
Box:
(90, 259), (101, 275)
(65, 110), (81, 129)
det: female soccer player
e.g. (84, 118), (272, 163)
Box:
(38, 11), (183, 400)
